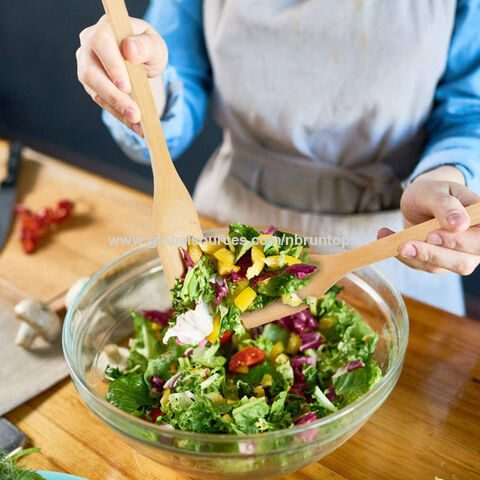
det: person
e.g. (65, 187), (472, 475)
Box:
(76, 0), (480, 315)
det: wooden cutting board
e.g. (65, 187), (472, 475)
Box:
(0, 143), (217, 308)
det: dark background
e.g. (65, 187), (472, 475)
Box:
(0, 0), (478, 317)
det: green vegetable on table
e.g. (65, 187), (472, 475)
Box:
(103, 223), (383, 435)
(0, 448), (45, 480)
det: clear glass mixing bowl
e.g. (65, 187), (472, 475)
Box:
(63, 229), (408, 480)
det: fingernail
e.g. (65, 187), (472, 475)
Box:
(448, 212), (465, 226)
(400, 244), (417, 258)
(428, 233), (442, 246)
(132, 123), (143, 137)
(124, 107), (139, 123)
(115, 78), (131, 93)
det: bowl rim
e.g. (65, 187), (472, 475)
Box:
(63, 241), (409, 443)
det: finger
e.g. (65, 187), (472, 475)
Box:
(84, 85), (144, 138)
(121, 33), (168, 77)
(88, 16), (131, 93)
(427, 225), (480, 255)
(377, 227), (394, 240)
(399, 240), (480, 275)
(77, 48), (140, 124)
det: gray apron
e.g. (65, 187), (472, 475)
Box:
(194, 0), (465, 315)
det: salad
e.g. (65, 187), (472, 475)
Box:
(103, 224), (382, 434)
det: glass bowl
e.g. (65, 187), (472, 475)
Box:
(63, 228), (408, 480)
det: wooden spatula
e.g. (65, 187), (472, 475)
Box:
(102, 0), (203, 288)
(242, 202), (480, 329)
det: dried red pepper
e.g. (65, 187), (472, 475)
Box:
(14, 200), (74, 253)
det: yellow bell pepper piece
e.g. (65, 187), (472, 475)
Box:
(264, 255), (302, 268)
(235, 365), (249, 374)
(246, 245), (266, 279)
(206, 313), (221, 343)
(285, 333), (301, 355)
(270, 341), (284, 363)
(200, 240), (224, 255)
(160, 388), (171, 410)
(234, 287), (257, 312)
(214, 248), (235, 264)
(251, 244), (266, 263)
(218, 261), (240, 276)
(188, 244), (203, 264)
(254, 386), (265, 398)
(222, 413), (233, 423)
(319, 316), (336, 330)
(261, 374), (273, 387)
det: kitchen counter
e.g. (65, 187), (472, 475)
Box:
(1, 144), (479, 480)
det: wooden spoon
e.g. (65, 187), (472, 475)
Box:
(242, 202), (480, 329)
(102, 0), (203, 288)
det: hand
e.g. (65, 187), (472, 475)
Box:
(76, 15), (168, 136)
(378, 166), (480, 275)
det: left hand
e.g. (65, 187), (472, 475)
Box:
(378, 166), (480, 275)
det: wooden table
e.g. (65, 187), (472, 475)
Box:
(2, 146), (479, 480)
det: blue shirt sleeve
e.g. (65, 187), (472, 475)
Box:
(409, 0), (480, 194)
(102, 0), (211, 163)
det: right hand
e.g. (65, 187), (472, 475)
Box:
(76, 15), (168, 136)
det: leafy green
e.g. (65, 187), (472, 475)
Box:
(0, 449), (45, 480)
(333, 360), (382, 404)
(273, 229), (309, 258)
(191, 341), (226, 368)
(105, 373), (154, 414)
(232, 397), (270, 433)
(255, 274), (309, 298)
(131, 311), (161, 360)
(229, 223), (260, 261)
(312, 386), (337, 412)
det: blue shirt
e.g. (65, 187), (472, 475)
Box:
(103, 0), (480, 195)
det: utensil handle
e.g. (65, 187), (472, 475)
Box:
(101, 0), (174, 176)
(337, 202), (480, 270)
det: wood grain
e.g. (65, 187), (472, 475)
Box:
(2, 145), (479, 479)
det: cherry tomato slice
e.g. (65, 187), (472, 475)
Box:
(229, 346), (266, 373)
(219, 331), (233, 344)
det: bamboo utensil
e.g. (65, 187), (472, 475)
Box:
(242, 202), (480, 328)
(102, 0), (203, 289)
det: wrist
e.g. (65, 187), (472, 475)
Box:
(413, 165), (466, 186)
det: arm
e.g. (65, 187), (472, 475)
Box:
(408, 0), (480, 194)
(379, 0), (480, 276)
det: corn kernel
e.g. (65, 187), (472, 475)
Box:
(234, 287), (257, 312)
